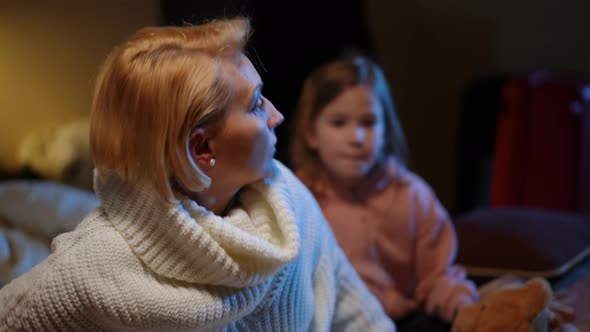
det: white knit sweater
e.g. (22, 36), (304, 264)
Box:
(0, 161), (394, 331)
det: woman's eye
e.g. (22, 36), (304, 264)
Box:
(252, 95), (264, 112)
(362, 119), (376, 127)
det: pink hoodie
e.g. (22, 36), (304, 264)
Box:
(308, 159), (478, 322)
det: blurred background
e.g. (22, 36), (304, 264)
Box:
(1, 0), (590, 215)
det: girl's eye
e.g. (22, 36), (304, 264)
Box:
(361, 118), (376, 127)
(330, 119), (346, 127)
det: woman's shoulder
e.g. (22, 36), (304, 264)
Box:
(51, 208), (126, 255)
(39, 210), (145, 295)
(272, 159), (318, 202)
(273, 159), (302, 184)
(271, 161), (334, 242)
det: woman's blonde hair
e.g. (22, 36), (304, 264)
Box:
(91, 17), (251, 202)
(290, 55), (409, 189)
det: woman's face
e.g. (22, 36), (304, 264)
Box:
(307, 85), (385, 186)
(207, 56), (284, 189)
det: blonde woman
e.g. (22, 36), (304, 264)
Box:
(0, 18), (394, 331)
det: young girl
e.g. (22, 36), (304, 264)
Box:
(291, 55), (478, 331)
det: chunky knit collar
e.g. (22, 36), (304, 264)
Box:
(93, 162), (300, 288)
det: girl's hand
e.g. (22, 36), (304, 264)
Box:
(449, 295), (475, 322)
(427, 293), (473, 323)
(382, 289), (418, 320)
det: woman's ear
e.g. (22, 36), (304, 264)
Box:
(189, 128), (214, 168)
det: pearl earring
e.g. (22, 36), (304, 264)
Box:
(209, 158), (216, 166)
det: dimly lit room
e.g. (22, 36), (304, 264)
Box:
(0, 0), (589, 330)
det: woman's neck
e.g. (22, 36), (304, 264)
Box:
(187, 184), (241, 216)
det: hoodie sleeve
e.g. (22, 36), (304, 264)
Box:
(411, 179), (479, 322)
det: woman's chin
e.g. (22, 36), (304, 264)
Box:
(261, 161), (279, 182)
(242, 161), (278, 186)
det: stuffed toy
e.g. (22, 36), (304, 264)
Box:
(452, 278), (578, 332)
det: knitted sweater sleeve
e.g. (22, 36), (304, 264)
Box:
(329, 235), (396, 332)
(0, 221), (118, 331)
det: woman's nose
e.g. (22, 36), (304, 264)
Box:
(265, 99), (284, 128)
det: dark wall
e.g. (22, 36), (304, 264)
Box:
(162, 0), (590, 215)
(366, 0), (590, 213)
(161, 0), (373, 166)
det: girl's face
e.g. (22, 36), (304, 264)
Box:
(307, 85), (385, 187)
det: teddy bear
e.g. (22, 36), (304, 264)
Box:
(452, 278), (578, 332)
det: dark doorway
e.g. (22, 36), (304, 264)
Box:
(161, 0), (374, 166)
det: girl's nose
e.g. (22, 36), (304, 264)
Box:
(354, 127), (366, 144)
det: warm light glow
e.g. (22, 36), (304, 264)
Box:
(0, 1), (159, 171)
